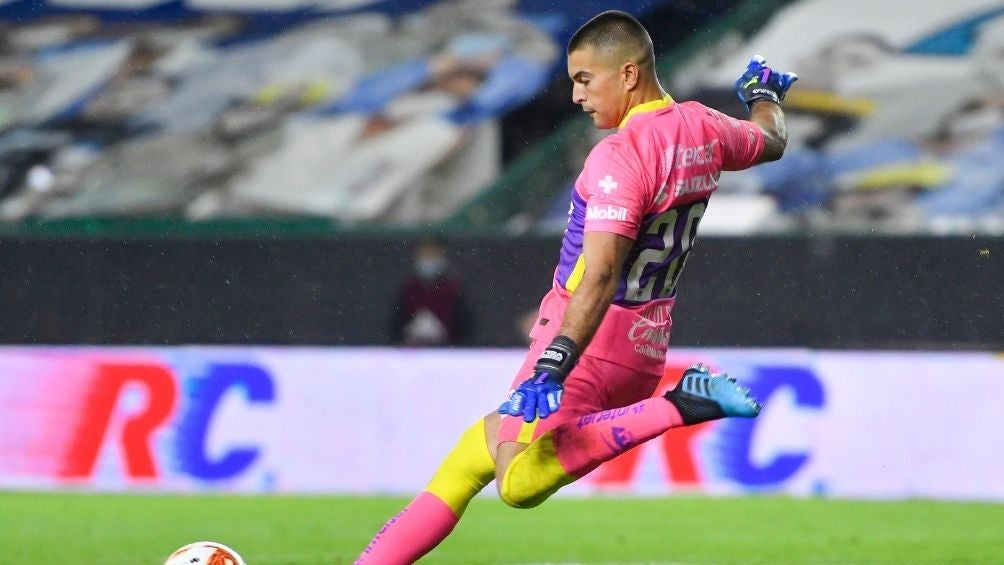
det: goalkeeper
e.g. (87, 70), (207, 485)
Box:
(357, 10), (796, 564)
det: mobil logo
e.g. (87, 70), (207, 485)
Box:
(588, 360), (825, 492)
(586, 205), (628, 222)
(51, 359), (275, 483)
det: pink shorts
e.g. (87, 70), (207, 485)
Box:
(497, 343), (663, 445)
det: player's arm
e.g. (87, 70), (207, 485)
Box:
(734, 54), (798, 163)
(749, 101), (787, 163)
(556, 230), (633, 348)
(498, 230), (633, 423)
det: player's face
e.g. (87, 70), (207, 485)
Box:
(568, 46), (629, 130)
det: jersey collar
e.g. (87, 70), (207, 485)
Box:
(618, 94), (674, 129)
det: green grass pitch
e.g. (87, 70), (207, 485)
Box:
(3, 492), (1003, 564)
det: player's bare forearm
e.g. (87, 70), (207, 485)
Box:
(557, 231), (634, 350)
(557, 270), (618, 349)
(750, 101), (787, 163)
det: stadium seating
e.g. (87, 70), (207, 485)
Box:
(669, 0), (1004, 235)
(0, 0), (567, 224)
(2, 0), (1001, 235)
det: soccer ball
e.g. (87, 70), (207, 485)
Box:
(163, 541), (246, 565)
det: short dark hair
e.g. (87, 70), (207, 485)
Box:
(567, 10), (654, 71)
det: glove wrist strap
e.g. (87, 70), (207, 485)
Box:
(743, 86), (781, 109)
(533, 335), (579, 384)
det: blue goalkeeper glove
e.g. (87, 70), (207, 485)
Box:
(498, 335), (579, 422)
(734, 54), (798, 111)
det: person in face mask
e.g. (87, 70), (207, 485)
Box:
(391, 237), (473, 346)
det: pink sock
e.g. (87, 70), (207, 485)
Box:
(355, 491), (459, 565)
(552, 396), (684, 478)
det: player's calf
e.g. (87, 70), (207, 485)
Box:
(664, 364), (761, 425)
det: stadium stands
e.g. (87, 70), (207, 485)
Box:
(673, 0), (1004, 234)
(0, 0), (1000, 235)
(0, 0), (573, 225)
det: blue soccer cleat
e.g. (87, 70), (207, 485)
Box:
(664, 364), (761, 425)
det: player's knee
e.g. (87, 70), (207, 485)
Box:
(496, 462), (553, 509)
(494, 437), (568, 509)
(497, 480), (546, 509)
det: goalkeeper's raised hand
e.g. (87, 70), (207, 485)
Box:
(734, 54), (798, 111)
(498, 335), (579, 422)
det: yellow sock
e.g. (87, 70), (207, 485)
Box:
(425, 418), (496, 516)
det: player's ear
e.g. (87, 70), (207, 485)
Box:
(621, 62), (639, 91)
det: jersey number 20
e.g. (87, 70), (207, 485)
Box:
(625, 200), (706, 302)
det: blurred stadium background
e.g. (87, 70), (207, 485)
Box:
(0, 0), (1002, 563)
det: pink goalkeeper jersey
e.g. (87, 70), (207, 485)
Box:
(531, 96), (765, 375)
